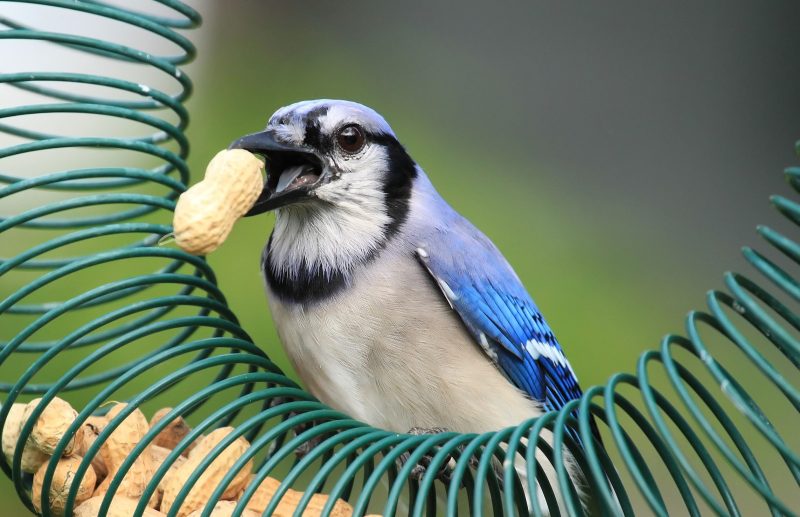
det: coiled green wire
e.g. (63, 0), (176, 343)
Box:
(0, 1), (797, 516)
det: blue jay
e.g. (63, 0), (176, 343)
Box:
(230, 100), (590, 512)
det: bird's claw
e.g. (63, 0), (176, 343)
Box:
(294, 433), (323, 458)
(397, 427), (479, 483)
(269, 396), (323, 459)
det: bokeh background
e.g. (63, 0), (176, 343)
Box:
(1, 1), (799, 514)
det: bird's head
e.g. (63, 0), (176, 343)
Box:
(229, 99), (416, 218)
(229, 100), (420, 286)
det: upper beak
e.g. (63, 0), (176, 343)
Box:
(228, 130), (323, 216)
(228, 129), (299, 155)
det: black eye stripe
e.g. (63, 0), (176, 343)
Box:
(303, 120), (323, 149)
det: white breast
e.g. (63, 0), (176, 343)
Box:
(266, 248), (542, 434)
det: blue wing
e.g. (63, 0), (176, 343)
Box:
(415, 222), (583, 413)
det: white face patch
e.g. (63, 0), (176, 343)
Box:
(268, 146), (394, 280)
(317, 102), (394, 137)
(271, 121), (306, 146)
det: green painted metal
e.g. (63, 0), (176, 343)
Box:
(0, 1), (797, 515)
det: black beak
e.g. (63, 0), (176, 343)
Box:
(228, 130), (324, 216)
(228, 129), (299, 155)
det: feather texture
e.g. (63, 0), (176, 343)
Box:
(413, 214), (582, 413)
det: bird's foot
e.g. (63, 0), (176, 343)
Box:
(268, 396), (323, 459)
(294, 431), (324, 458)
(398, 427), (480, 483)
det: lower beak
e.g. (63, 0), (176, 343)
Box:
(228, 130), (324, 216)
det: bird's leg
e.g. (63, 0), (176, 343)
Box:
(398, 427), (484, 483)
(268, 396), (323, 458)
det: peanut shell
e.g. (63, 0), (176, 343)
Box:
(161, 427), (253, 517)
(185, 500), (260, 517)
(173, 149), (264, 255)
(149, 407), (194, 453)
(2, 402), (50, 473)
(94, 403), (157, 507)
(76, 416), (109, 481)
(243, 476), (353, 517)
(32, 456), (97, 516)
(151, 444), (188, 508)
(23, 397), (81, 456)
(74, 495), (165, 517)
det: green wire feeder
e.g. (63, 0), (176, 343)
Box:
(0, 1), (798, 516)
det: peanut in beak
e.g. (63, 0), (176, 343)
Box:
(173, 149), (264, 255)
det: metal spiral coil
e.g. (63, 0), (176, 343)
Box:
(0, 2), (798, 516)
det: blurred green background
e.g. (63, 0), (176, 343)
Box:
(1, 0), (799, 514)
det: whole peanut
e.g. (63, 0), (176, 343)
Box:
(22, 397), (83, 456)
(161, 427), (253, 517)
(93, 404), (158, 507)
(243, 476), (353, 517)
(2, 402), (49, 473)
(32, 456), (97, 516)
(173, 149), (264, 255)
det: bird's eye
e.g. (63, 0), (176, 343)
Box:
(335, 124), (366, 154)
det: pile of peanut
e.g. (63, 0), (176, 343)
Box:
(2, 398), (359, 516)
